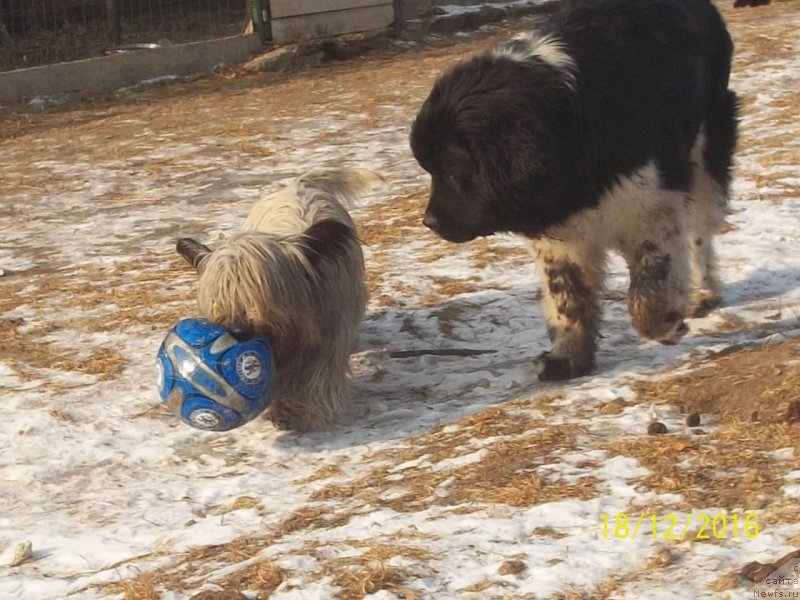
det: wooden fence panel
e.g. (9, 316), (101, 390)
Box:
(269, 0), (393, 42)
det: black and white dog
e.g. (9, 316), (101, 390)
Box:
(410, 0), (738, 381)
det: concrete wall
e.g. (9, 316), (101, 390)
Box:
(0, 33), (262, 104)
(270, 0), (394, 42)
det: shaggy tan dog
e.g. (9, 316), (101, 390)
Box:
(177, 168), (381, 431)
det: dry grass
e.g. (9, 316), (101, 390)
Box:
(94, 399), (596, 597)
(98, 524), (429, 599)
(356, 188), (487, 306)
(216, 496), (261, 515)
(312, 406), (596, 511)
(105, 571), (164, 600)
(0, 315), (126, 382)
(217, 560), (285, 598)
(0, 253), (194, 386)
(721, 0), (800, 202)
(422, 275), (484, 305)
(468, 238), (530, 271)
(273, 505), (354, 537)
(292, 464), (344, 486)
(355, 190), (429, 247)
(606, 338), (800, 512)
(634, 337), (800, 424)
(320, 544), (432, 600)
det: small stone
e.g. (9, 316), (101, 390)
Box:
(9, 541), (32, 567)
(363, 401), (387, 416)
(787, 401), (800, 423)
(750, 411), (760, 422)
(497, 559), (527, 576)
(189, 591), (248, 600)
(686, 412), (701, 427)
(647, 421), (668, 435)
(645, 546), (674, 569)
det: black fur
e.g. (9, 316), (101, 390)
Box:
(176, 237), (212, 271)
(410, 0), (739, 381)
(410, 0), (738, 243)
(301, 219), (360, 271)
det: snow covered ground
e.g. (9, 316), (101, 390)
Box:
(0, 2), (798, 599)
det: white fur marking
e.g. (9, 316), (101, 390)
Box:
(494, 32), (576, 72)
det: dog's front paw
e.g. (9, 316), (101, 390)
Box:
(656, 315), (689, 345)
(265, 402), (327, 433)
(690, 295), (721, 318)
(534, 351), (594, 381)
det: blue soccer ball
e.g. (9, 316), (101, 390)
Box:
(156, 318), (275, 431)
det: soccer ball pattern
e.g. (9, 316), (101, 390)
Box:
(156, 318), (275, 431)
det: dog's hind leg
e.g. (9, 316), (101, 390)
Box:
(687, 155), (726, 317)
(527, 239), (606, 381)
(688, 93), (737, 316)
(176, 238), (212, 272)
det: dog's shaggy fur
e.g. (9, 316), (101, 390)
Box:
(410, 0), (738, 381)
(177, 168), (381, 431)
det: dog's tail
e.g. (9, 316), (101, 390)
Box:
(295, 168), (385, 209)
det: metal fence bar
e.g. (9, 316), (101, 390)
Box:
(0, 0), (252, 72)
(106, 0), (121, 47)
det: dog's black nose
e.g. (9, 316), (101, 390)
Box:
(423, 211), (439, 231)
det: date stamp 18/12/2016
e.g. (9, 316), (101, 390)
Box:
(601, 512), (760, 541)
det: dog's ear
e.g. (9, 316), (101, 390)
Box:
(300, 220), (357, 269)
(176, 237), (213, 272)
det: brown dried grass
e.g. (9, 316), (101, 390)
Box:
(721, 0), (800, 201)
(608, 338), (800, 512)
(217, 560), (285, 598)
(312, 406), (596, 510)
(0, 253), (194, 385)
(98, 519), (430, 599)
(469, 238), (530, 270)
(292, 464), (344, 486)
(0, 316), (126, 382)
(216, 496), (261, 515)
(105, 571), (164, 600)
(634, 337), (800, 424)
(320, 544), (432, 600)
(355, 190), (429, 248)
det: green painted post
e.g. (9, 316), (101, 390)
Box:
(252, 0), (271, 42)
